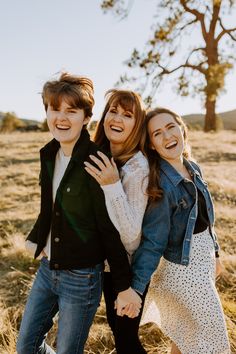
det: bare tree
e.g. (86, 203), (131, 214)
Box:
(101, 0), (236, 131)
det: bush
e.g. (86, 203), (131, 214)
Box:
(0, 112), (25, 132)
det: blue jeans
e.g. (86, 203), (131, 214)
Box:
(17, 257), (103, 354)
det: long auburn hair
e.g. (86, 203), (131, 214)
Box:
(143, 107), (191, 203)
(93, 89), (146, 166)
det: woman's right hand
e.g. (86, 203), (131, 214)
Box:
(84, 151), (120, 186)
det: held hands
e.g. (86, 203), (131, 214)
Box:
(84, 151), (120, 186)
(115, 287), (142, 318)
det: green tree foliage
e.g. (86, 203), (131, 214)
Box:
(100, 0), (236, 131)
(0, 112), (25, 132)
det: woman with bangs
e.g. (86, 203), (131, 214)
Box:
(84, 89), (149, 354)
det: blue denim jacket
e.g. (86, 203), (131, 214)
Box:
(132, 158), (219, 294)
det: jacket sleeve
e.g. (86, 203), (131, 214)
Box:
(26, 213), (41, 244)
(190, 160), (220, 253)
(131, 192), (171, 294)
(25, 170), (41, 247)
(91, 178), (132, 293)
(101, 160), (149, 256)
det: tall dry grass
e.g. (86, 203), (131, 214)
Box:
(0, 131), (235, 353)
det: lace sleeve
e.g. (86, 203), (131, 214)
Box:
(101, 152), (149, 256)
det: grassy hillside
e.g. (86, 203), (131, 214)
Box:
(0, 109), (236, 131)
(183, 109), (236, 130)
(0, 131), (236, 353)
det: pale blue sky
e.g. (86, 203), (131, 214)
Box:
(0, 0), (235, 122)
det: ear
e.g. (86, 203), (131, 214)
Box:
(149, 142), (156, 150)
(83, 116), (90, 125)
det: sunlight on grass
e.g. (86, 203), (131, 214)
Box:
(0, 131), (235, 353)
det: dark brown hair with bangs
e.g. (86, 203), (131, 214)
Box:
(42, 72), (95, 119)
(143, 107), (192, 203)
(94, 89), (146, 166)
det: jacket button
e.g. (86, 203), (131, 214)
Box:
(54, 237), (60, 242)
(203, 189), (206, 193)
(67, 187), (70, 192)
(55, 211), (60, 216)
(54, 263), (59, 269)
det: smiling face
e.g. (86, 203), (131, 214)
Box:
(47, 99), (89, 155)
(103, 102), (136, 154)
(148, 113), (185, 164)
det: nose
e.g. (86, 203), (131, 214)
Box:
(112, 113), (123, 122)
(57, 111), (67, 120)
(163, 129), (172, 139)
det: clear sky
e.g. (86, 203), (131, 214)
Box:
(0, 0), (235, 122)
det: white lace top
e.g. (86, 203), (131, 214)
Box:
(102, 151), (149, 261)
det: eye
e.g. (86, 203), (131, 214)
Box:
(109, 108), (117, 114)
(168, 124), (175, 130)
(67, 109), (77, 114)
(153, 131), (161, 137)
(124, 112), (133, 118)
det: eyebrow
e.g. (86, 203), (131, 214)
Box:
(110, 105), (133, 114)
(151, 122), (175, 135)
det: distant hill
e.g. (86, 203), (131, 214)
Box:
(0, 112), (41, 130)
(0, 109), (235, 131)
(183, 109), (236, 130)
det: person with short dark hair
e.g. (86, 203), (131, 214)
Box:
(16, 73), (140, 354)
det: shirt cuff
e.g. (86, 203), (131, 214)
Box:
(131, 279), (146, 295)
(101, 180), (125, 197)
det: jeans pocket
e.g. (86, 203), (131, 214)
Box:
(66, 269), (93, 278)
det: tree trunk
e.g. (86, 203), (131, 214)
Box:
(204, 97), (216, 132)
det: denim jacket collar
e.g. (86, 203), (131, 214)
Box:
(159, 158), (200, 187)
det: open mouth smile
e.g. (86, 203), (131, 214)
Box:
(165, 140), (178, 149)
(110, 125), (123, 132)
(56, 124), (70, 130)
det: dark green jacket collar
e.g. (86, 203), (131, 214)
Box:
(40, 129), (91, 163)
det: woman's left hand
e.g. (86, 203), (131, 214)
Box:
(84, 151), (120, 186)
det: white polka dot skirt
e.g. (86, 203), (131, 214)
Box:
(141, 228), (231, 354)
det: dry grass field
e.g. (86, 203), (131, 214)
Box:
(0, 130), (235, 353)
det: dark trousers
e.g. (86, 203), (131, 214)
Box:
(103, 272), (148, 354)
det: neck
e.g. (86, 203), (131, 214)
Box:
(167, 156), (191, 179)
(166, 156), (183, 169)
(60, 143), (73, 157)
(110, 142), (122, 157)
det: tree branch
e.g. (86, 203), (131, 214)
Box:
(185, 47), (205, 63)
(159, 62), (206, 76)
(178, 18), (198, 32)
(216, 17), (236, 41)
(180, 0), (207, 40)
(209, 1), (221, 37)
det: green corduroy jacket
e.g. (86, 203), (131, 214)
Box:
(26, 129), (131, 292)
